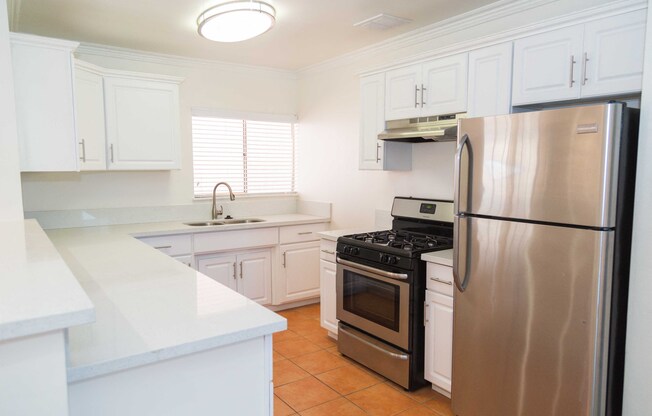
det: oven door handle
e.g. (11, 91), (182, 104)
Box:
(336, 256), (409, 280)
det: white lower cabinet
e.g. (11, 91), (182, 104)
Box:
(319, 238), (338, 335)
(172, 254), (194, 268)
(424, 290), (453, 396)
(197, 249), (272, 305)
(276, 241), (321, 304)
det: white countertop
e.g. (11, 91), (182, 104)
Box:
(0, 220), (94, 342)
(421, 249), (453, 267)
(46, 214), (328, 382)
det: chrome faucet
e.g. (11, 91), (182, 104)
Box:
(211, 182), (236, 220)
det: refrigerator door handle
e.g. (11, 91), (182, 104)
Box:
(454, 133), (472, 215)
(453, 215), (471, 292)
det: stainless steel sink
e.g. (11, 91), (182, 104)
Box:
(184, 218), (265, 226)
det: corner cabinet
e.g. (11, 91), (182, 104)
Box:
(384, 53), (468, 121)
(10, 33), (79, 172)
(104, 74), (182, 170)
(359, 73), (411, 171)
(467, 42), (513, 117)
(512, 10), (646, 106)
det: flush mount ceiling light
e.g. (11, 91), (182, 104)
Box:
(197, 1), (276, 43)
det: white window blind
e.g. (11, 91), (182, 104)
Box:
(192, 115), (297, 197)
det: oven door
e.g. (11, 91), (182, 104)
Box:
(336, 256), (410, 350)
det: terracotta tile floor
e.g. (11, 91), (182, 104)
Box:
(272, 303), (453, 416)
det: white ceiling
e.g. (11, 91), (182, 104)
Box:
(8, 0), (498, 70)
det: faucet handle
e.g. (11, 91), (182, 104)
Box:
(216, 205), (223, 217)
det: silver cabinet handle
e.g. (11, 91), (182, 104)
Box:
(233, 262), (236, 279)
(414, 84), (420, 108)
(153, 245), (172, 250)
(376, 142), (381, 163)
(79, 139), (86, 162)
(282, 252), (286, 268)
(321, 249), (335, 255)
(421, 84), (426, 107)
(239, 261), (243, 279)
(297, 231), (312, 235)
(569, 55), (576, 88)
(582, 52), (589, 86)
(424, 302), (429, 325)
(430, 277), (452, 286)
(110, 143), (114, 163)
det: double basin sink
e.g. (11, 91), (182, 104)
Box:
(184, 218), (265, 227)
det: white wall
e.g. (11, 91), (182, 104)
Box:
(622, 4), (652, 414)
(20, 52), (298, 211)
(0, 0), (24, 220)
(296, 0), (617, 229)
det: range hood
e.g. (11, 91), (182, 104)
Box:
(378, 113), (467, 143)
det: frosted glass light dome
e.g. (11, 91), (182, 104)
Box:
(197, 1), (276, 43)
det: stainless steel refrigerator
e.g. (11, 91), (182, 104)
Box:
(452, 103), (638, 416)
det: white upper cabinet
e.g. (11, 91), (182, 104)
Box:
(512, 26), (584, 105)
(580, 10), (647, 98)
(74, 61), (107, 171)
(104, 74), (181, 170)
(10, 33), (79, 172)
(359, 73), (411, 171)
(512, 10), (645, 106)
(385, 53), (468, 121)
(421, 54), (468, 116)
(467, 42), (513, 117)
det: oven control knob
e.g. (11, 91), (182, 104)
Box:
(387, 256), (398, 265)
(350, 247), (359, 255)
(380, 254), (388, 263)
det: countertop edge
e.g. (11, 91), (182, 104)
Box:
(0, 307), (96, 343)
(421, 249), (454, 267)
(67, 319), (287, 383)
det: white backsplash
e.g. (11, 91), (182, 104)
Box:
(25, 196), (331, 229)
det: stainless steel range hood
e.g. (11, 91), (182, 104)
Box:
(378, 113), (467, 143)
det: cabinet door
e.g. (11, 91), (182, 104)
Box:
(385, 64), (422, 120)
(238, 250), (272, 305)
(104, 76), (180, 170)
(172, 254), (195, 269)
(512, 26), (584, 105)
(581, 10), (646, 98)
(421, 53), (468, 116)
(11, 36), (78, 172)
(359, 73), (385, 170)
(319, 259), (338, 334)
(277, 241), (321, 304)
(74, 64), (107, 170)
(467, 43), (513, 117)
(424, 290), (453, 394)
(197, 253), (238, 291)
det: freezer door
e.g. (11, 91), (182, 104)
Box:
(456, 103), (622, 228)
(452, 216), (613, 416)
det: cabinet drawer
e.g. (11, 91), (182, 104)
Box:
(279, 223), (328, 244)
(138, 234), (192, 256)
(427, 262), (454, 296)
(194, 227), (278, 253)
(320, 239), (337, 263)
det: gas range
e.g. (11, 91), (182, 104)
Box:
(335, 197), (454, 391)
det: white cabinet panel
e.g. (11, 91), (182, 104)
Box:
(198, 253), (237, 291)
(320, 258), (338, 335)
(194, 228), (278, 253)
(137, 234), (192, 256)
(467, 42), (513, 117)
(385, 64), (422, 121)
(104, 76), (180, 170)
(424, 290), (453, 395)
(276, 241), (321, 304)
(359, 73), (411, 171)
(10, 34), (79, 172)
(512, 26), (584, 105)
(172, 254), (194, 269)
(238, 250), (272, 305)
(279, 223), (328, 244)
(581, 10), (646, 98)
(421, 54), (468, 116)
(74, 62), (106, 171)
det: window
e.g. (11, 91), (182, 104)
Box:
(191, 111), (297, 198)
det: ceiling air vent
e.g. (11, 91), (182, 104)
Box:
(353, 13), (412, 31)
